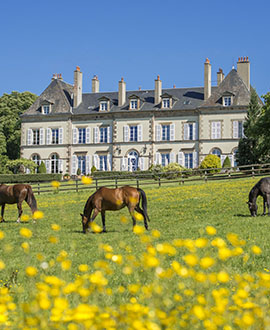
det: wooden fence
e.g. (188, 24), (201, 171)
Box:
(30, 163), (270, 195)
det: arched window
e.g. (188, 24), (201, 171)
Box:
(51, 153), (59, 173)
(127, 151), (139, 172)
(31, 154), (41, 173)
(211, 148), (221, 158)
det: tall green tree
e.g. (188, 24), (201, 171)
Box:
(256, 92), (270, 163)
(237, 89), (262, 165)
(0, 91), (37, 169)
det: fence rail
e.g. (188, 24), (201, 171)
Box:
(28, 163), (270, 195)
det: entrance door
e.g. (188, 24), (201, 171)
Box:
(128, 151), (138, 172)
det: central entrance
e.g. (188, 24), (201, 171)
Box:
(127, 151), (138, 172)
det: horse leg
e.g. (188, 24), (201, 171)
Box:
(135, 205), (148, 230)
(1, 204), (5, 223)
(266, 194), (270, 216)
(128, 204), (137, 230)
(16, 202), (23, 223)
(263, 196), (267, 215)
(101, 211), (107, 233)
(86, 208), (100, 233)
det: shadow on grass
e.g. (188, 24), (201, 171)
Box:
(234, 214), (251, 218)
(70, 229), (130, 234)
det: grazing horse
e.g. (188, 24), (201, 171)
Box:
(80, 186), (150, 233)
(247, 177), (270, 216)
(0, 184), (38, 223)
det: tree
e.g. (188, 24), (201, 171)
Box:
(256, 92), (270, 163)
(38, 161), (46, 174)
(237, 89), (261, 165)
(6, 158), (37, 174)
(0, 91), (37, 162)
(200, 155), (221, 173)
(222, 156), (231, 168)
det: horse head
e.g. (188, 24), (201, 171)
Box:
(80, 213), (89, 233)
(247, 201), (257, 217)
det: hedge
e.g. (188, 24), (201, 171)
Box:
(0, 173), (62, 184)
(92, 170), (153, 179)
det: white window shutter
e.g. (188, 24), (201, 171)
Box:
(46, 128), (51, 145)
(184, 123), (189, 140)
(229, 155), (233, 167)
(27, 129), (33, 145)
(107, 154), (112, 171)
(121, 157), (127, 171)
(93, 127), (99, 144)
(155, 124), (161, 141)
(220, 154), (226, 166)
(108, 126), (112, 143)
(233, 121), (238, 138)
(155, 152), (161, 165)
(59, 159), (63, 173)
(45, 159), (50, 173)
(178, 152), (184, 166)
(59, 127), (63, 144)
(138, 124), (142, 142)
(86, 155), (90, 174)
(193, 123), (197, 140)
(123, 125), (129, 142)
(216, 122), (221, 139)
(193, 152), (198, 168)
(39, 128), (44, 145)
(71, 155), (78, 175)
(170, 123), (175, 141)
(170, 152), (175, 163)
(93, 154), (99, 169)
(138, 157), (145, 170)
(73, 128), (77, 144)
(86, 127), (91, 143)
(211, 122), (216, 139)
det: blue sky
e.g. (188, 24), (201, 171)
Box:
(1, 0), (269, 98)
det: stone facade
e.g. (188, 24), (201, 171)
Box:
(20, 57), (252, 174)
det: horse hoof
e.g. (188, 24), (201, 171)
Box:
(16, 219), (21, 223)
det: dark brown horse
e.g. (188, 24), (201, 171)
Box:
(248, 177), (270, 216)
(0, 184), (38, 223)
(80, 186), (150, 233)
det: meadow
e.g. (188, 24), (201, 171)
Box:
(1, 177), (270, 329)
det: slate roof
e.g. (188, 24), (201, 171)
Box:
(22, 68), (252, 117)
(22, 79), (73, 116)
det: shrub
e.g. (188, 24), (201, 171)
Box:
(200, 154), (221, 174)
(6, 158), (37, 174)
(91, 166), (97, 175)
(222, 156), (231, 168)
(76, 168), (81, 176)
(38, 161), (46, 174)
(0, 173), (62, 183)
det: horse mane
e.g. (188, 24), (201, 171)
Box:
(26, 185), (38, 212)
(249, 184), (259, 203)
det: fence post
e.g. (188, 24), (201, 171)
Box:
(95, 178), (98, 190)
(38, 182), (40, 195)
(181, 172), (184, 185)
(76, 180), (78, 193)
(158, 176), (161, 187)
(136, 178), (139, 188)
(252, 166), (254, 178)
(204, 171), (208, 183)
(115, 178), (118, 188)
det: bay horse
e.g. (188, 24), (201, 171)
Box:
(0, 184), (38, 223)
(247, 177), (270, 216)
(80, 186), (150, 233)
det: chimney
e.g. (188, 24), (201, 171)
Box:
(73, 66), (82, 108)
(51, 74), (57, 81)
(217, 68), (224, 86)
(237, 57), (250, 91)
(118, 77), (126, 107)
(204, 58), (211, 100)
(92, 75), (99, 93)
(155, 75), (162, 104)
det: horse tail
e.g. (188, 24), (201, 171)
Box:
(137, 188), (150, 223)
(26, 185), (38, 213)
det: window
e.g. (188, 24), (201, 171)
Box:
(223, 97), (232, 106)
(100, 102), (108, 111)
(78, 155), (86, 174)
(130, 126), (138, 142)
(162, 125), (170, 141)
(161, 153), (170, 167)
(211, 148), (221, 158)
(162, 98), (170, 108)
(100, 127), (108, 143)
(32, 154), (41, 172)
(233, 121), (244, 139)
(42, 105), (50, 114)
(185, 153), (193, 169)
(211, 121), (221, 139)
(78, 128), (86, 144)
(33, 129), (40, 145)
(184, 123), (196, 140)
(99, 155), (108, 171)
(51, 154), (59, 173)
(51, 129), (59, 144)
(130, 100), (138, 109)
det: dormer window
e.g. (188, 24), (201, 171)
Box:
(162, 98), (170, 108)
(223, 96), (232, 106)
(100, 101), (108, 111)
(130, 100), (138, 109)
(42, 104), (50, 114)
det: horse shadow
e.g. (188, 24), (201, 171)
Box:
(234, 214), (251, 218)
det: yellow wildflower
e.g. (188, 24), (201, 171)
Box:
(51, 224), (61, 231)
(33, 210), (44, 220)
(133, 225), (145, 235)
(78, 264), (89, 272)
(0, 231), (4, 240)
(182, 254), (198, 267)
(21, 215), (30, 222)
(61, 260), (71, 270)
(81, 176), (93, 184)
(20, 228), (32, 238)
(25, 266), (38, 277)
(200, 257), (215, 269)
(0, 260), (5, 270)
(251, 245), (262, 255)
(217, 271), (230, 283)
(205, 226), (217, 235)
(51, 181), (60, 188)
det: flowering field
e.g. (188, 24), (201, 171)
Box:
(1, 177), (270, 329)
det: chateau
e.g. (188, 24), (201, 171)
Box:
(20, 57), (251, 175)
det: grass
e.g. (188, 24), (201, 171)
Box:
(1, 176), (270, 328)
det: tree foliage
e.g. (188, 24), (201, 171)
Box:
(200, 155), (221, 173)
(6, 158), (37, 174)
(0, 91), (37, 172)
(222, 156), (231, 168)
(256, 92), (270, 163)
(38, 161), (47, 174)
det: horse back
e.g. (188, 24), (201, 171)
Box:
(257, 177), (270, 195)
